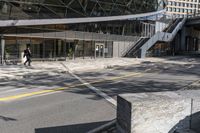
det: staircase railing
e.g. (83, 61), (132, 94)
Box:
(122, 17), (186, 58)
(121, 37), (143, 57)
(140, 17), (187, 58)
(123, 37), (149, 57)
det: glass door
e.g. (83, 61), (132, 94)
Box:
(95, 43), (104, 58)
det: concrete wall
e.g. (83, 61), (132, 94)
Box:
(155, 21), (168, 32)
(117, 92), (200, 133)
(113, 41), (130, 57)
(191, 99), (200, 132)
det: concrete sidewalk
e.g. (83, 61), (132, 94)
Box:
(0, 56), (200, 80)
(0, 58), (141, 80)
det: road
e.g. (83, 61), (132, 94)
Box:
(0, 57), (200, 133)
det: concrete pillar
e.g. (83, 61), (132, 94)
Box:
(58, 40), (61, 57)
(53, 40), (56, 58)
(43, 41), (45, 59)
(140, 47), (146, 58)
(1, 36), (5, 64)
(122, 24), (126, 36)
(63, 40), (67, 60)
(148, 24), (150, 37)
(144, 24), (147, 37)
(181, 27), (186, 51)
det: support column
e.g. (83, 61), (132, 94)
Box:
(1, 36), (5, 65)
(181, 27), (186, 51)
(53, 40), (56, 58)
(63, 40), (67, 60)
(147, 24), (150, 37)
(58, 40), (62, 57)
(83, 41), (85, 59)
(43, 40), (45, 59)
(64, 31), (67, 60)
(140, 48), (146, 58)
(74, 40), (78, 60)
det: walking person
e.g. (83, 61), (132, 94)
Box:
(23, 46), (32, 66)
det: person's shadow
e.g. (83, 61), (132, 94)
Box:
(169, 111), (200, 133)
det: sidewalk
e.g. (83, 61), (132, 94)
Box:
(0, 58), (141, 80)
(0, 56), (200, 80)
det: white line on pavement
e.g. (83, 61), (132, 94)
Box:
(61, 63), (117, 106)
(0, 88), (27, 94)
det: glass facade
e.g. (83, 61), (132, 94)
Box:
(0, 0), (161, 63)
(0, 0), (158, 20)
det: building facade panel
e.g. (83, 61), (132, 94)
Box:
(0, 0), (165, 63)
(166, 0), (200, 18)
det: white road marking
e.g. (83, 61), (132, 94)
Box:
(61, 63), (117, 106)
(0, 88), (27, 94)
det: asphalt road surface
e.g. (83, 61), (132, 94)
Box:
(0, 57), (200, 133)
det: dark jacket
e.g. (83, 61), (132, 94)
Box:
(23, 49), (31, 58)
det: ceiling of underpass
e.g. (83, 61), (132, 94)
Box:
(186, 17), (200, 31)
(192, 25), (200, 31)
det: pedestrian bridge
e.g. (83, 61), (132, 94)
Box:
(0, 10), (165, 27)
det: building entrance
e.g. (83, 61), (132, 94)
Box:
(95, 43), (105, 58)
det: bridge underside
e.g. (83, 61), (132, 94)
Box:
(186, 16), (200, 26)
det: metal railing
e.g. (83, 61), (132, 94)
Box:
(4, 30), (140, 42)
(140, 17), (187, 58)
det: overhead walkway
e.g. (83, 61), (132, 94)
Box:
(0, 10), (165, 27)
(123, 17), (187, 58)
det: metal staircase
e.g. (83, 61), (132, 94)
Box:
(123, 37), (149, 57)
(123, 17), (187, 58)
(140, 17), (187, 58)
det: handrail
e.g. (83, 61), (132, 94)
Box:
(121, 37), (142, 57)
(140, 17), (187, 58)
(4, 30), (139, 42)
(166, 18), (182, 33)
(122, 37), (149, 57)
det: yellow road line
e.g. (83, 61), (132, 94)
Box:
(0, 72), (143, 102)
